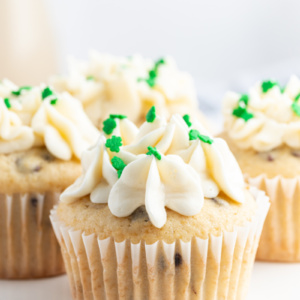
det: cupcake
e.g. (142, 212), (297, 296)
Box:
(51, 108), (269, 299)
(222, 75), (300, 262)
(0, 81), (99, 278)
(50, 52), (209, 129)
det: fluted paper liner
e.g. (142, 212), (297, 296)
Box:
(50, 187), (269, 300)
(245, 174), (300, 262)
(0, 192), (65, 279)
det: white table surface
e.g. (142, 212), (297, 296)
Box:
(0, 262), (299, 300)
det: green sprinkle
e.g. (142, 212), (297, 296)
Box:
(183, 114), (192, 127)
(111, 156), (127, 178)
(146, 146), (162, 160)
(232, 105), (254, 122)
(188, 129), (214, 144)
(292, 102), (300, 117)
(4, 98), (11, 109)
(50, 98), (58, 105)
(146, 106), (156, 122)
(239, 94), (249, 105)
(11, 86), (32, 96)
(86, 75), (95, 81)
(261, 80), (279, 93)
(295, 93), (300, 101)
(103, 118), (117, 135)
(137, 57), (165, 88)
(105, 136), (123, 153)
(42, 87), (54, 99)
(109, 114), (127, 120)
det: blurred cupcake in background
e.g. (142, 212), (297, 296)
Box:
(51, 108), (269, 300)
(50, 52), (210, 129)
(221, 75), (300, 261)
(0, 81), (99, 278)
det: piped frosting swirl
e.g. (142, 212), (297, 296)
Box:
(50, 52), (199, 127)
(61, 108), (246, 228)
(223, 75), (300, 151)
(0, 81), (99, 159)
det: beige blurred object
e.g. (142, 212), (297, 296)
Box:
(0, 0), (58, 85)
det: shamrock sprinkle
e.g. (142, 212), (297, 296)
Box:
(105, 136), (123, 153)
(4, 98), (11, 109)
(183, 114), (192, 127)
(41, 86), (54, 99)
(86, 75), (95, 81)
(292, 102), (300, 117)
(138, 57), (165, 88)
(239, 94), (249, 105)
(232, 105), (254, 122)
(261, 80), (279, 93)
(146, 106), (156, 122)
(11, 86), (32, 96)
(146, 146), (162, 160)
(188, 129), (214, 144)
(295, 93), (300, 101)
(111, 156), (127, 178)
(103, 117), (117, 135)
(50, 98), (58, 105)
(110, 114), (127, 119)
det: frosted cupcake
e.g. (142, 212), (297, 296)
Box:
(0, 81), (99, 278)
(51, 108), (269, 299)
(50, 52), (209, 129)
(222, 76), (300, 261)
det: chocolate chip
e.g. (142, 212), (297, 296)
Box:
(15, 157), (42, 174)
(158, 255), (165, 270)
(191, 286), (197, 295)
(210, 197), (229, 207)
(130, 206), (149, 222)
(41, 151), (55, 162)
(174, 253), (182, 267)
(267, 154), (274, 162)
(31, 198), (38, 207)
(33, 165), (42, 172)
(291, 151), (300, 158)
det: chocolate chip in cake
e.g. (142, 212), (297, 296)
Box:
(31, 198), (38, 207)
(191, 286), (197, 295)
(210, 197), (229, 207)
(41, 150), (55, 162)
(174, 253), (182, 267)
(158, 255), (165, 270)
(15, 157), (42, 174)
(291, 150), (300, 158)
(130, 206), (149, 222)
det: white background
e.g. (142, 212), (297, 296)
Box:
(46, 0), (300, 84)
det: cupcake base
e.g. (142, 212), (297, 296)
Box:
(0, 192), (65, 279)
(50, 188), (269, 300)
(247, 175), (300, 262)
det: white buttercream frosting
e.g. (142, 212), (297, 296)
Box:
(61, 111), (246, 228)
(50, 52), (200, 127)
(32, 92), (100, 160)
(0, 99), (35, 153)
(0, 81), (100, 159)
(223, 75), (300, 151)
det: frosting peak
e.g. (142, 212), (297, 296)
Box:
(223, 76), (300, 151)
(50, 52), (199, 127)
(61, 110), (246, 228)
(0, 80), (100, 159)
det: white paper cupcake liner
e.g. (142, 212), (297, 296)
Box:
(0, 192), (65, 279)
(50, 187), (269, 300)
(245, 174), (300, 262)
